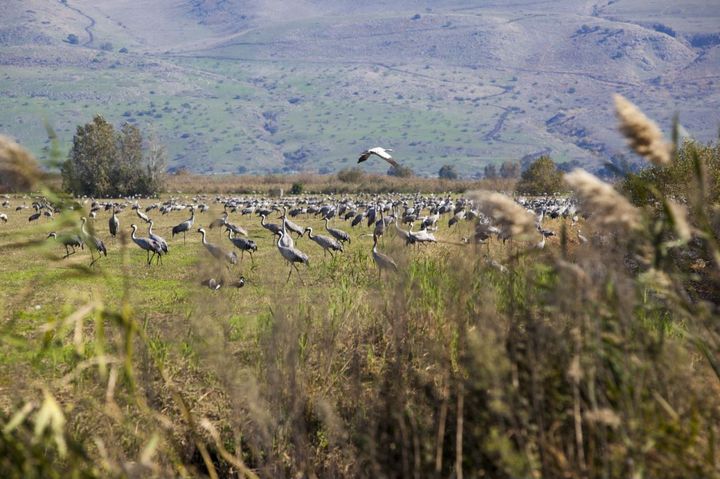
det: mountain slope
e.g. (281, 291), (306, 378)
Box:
(0, 0), (718, 176)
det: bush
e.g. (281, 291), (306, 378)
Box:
(337, 167), (365, 183)
(438, 164), (459, 180)
(387, 165), (414, 178)
(516, 155), (565, 195)
(66, 34), (79, 45)
(621, 139), (720, 205)
(99, 42), (113, 51)
(290, 182), (304, 195)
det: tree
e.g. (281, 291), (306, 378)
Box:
(483, 164), (498, 179)
(62, 115), (166, 197)
(515, 156), (565, 195)
(438, 164), (458, 180)
(499, 161), (520, 179)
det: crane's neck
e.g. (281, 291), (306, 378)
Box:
(200, 230), (207, 244)
(131, 226), (137, 239)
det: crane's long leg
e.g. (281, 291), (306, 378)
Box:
(293, 263), (306, 285)
(286, 264), (293, 282)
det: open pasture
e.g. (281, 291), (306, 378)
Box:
(2, 185), (718, 479)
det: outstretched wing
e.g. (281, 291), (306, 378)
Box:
(357, 151), (371, 163)
(381, 156), (399, 168)
(369, 147), (399, 168)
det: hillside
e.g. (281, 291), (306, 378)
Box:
(0, 0), (718, 176)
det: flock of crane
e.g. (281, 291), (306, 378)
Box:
(1, 191), (587, 288)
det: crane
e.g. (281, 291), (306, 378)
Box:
(357, 147), (399, 168)
(225, 228), (257, 262)
(304, 227), (343, 257)
(130, 224), (164, 265)
(80, 217), (107, 267)
(372, 233), (397, 277)
(47, 232), (84, 258)
(275, 229), (309, 282)
(109, 208), (119, 238)
(198, 228), (237, 265)
(172, 208), (195, 244)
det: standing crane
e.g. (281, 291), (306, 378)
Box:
(47, 232), (84, 258)
(225, 228), (258, 262)
(304, 227), (343, 257)
(324, 217), (351, 244)
(372, 233), (397, 277)
(275, 229), (309, 282)
(109, 208), (120, 238)
(130, 224), (164, 265)
(148, 220), (169, 255)
(172, 208), (195, 244)
(80, 217), (107, 267)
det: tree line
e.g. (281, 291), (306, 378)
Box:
(61, 115), (166, 197)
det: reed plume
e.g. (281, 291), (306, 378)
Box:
(564, 169), (641, 231)
(614, 94), (672, 166)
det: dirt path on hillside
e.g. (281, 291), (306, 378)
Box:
(58, 0), (95, 46)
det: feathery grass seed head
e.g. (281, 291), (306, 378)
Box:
(468, 190), (536, 239)
(614, 94), (672, 166)
(564, 169), (642, 231)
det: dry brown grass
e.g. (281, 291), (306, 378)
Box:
(165, 172), (516, 195)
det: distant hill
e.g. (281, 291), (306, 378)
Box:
(0, 0), (718, 176)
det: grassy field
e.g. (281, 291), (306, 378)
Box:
(2, 178), (720, 477)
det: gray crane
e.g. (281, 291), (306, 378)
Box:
(324, 217), (351, 244)
(130, 224), (164, 265)
(109, 208), (119, 238)
(225, 228), (257, 262)
(208, 212), (228, 229)
(198, 228), (238, 265)
(304, 227), (343, 257)
(136, 208), (151, 224)
(148, 220), (169, 254)
(80, 217), (107, 267)
(275, 229), (309, 282)
(47, 232), (84, 258)
(260, 214), (282, 236)
(172, 208), (195, 243)
(225, 221), (248, 237)
(372, 233), (397, 276)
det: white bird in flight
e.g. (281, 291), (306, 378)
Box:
(358, 147), (399, 168)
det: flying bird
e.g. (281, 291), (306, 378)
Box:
(357, 147), (398, 168)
